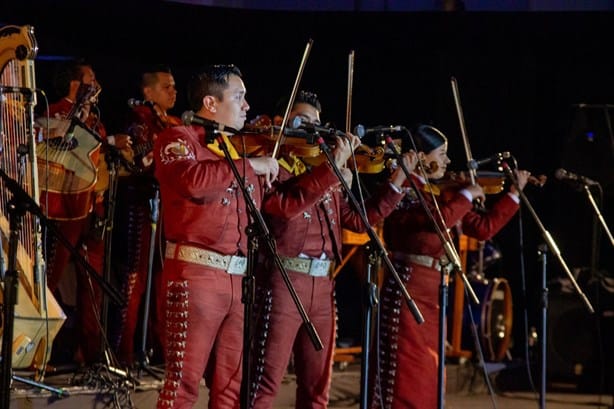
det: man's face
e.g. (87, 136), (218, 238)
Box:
(72, 65), (100, 103)
(80, 65), (97, 86)
(212, 74), (249, 130)
(290, 102), (320, 126)
(144, 72), (177, 112)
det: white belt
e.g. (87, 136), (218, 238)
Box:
(393, 252), (442, 272)
(165, 242), (247, 275)
(280, 256), (332, 277)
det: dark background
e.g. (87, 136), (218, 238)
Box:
(4, 0), (614, 391)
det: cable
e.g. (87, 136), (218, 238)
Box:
(78, 246), (135, 409)
(37, 89), (52, 379)
(507, 155), (538, 400)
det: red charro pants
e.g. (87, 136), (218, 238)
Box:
(370, 263), (442, 409)
(46, 210), (104, 364)
(157, 259), (244, 409)
(251, 271), (336, 409)
(113, 178), (164, 365)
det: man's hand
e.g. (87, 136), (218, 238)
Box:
(510, 169), (531, 196)
(248, 157), (279, 188)
(332, 133), (361, 168)
(112, 133), (133, 150)
(390, 150), (418, 189)
(465, 184), (486, 202)
(340, 167), (353, 187)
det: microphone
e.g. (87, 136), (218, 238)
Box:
(181, 110), (237, 134)
(554, 168), (599, 186)
(291, 117), (351, 138)
(473, 151), (511, 167)
(127, 98), (155, 108)
(354, 124), (404, 135)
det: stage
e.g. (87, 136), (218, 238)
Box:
(9, 360), (613, 408)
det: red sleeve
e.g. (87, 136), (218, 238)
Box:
(460, 193), (520, 240)
(263, 162), (340, 220)
(340, 183), (404, 233)
(154, 127), (258, 199)
(389, 189), (474, 233)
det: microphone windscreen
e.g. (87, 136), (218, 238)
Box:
(554, 168), (567, 180)
(182, 110), (195, 125)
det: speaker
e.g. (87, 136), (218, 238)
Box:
(547, 289), (597, 383)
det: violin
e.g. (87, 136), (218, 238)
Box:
(434, 169), (547, 194)
(435, 170), (506, 194)
(231, 114), (333, 161)
(233, 114), (392, 172)
(348, 144), (387, 174)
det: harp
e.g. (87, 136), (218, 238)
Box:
(0, 25), (65, 372)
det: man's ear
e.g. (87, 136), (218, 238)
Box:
(203, 95), (217, 113)
(143, 86), (153, 101)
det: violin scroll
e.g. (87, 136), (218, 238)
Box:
(348, 144), (386, 174)
(528, 174), (547, 187)
(419, 159), (439, 175)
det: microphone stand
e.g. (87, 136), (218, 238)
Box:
(1, 197), (70, 405)
(100, 142), (121, 355)
(310, 133), (425, 409)
(0, 170), (125, 308)
(136, 184), (164, 380)
(0, 171), (84, 406)
(537, 243), (548, 409)
(582, 184), (614, 250)
(322, 136), (425, 322)
(0, 169), (125, 394)
(85, 144), (139, 405)
(380, 135), (479, 409)
(359, 242), (379, 409)
(201, 129), (322, 409)
(501, 162), (595, 409)
(502, 163), (594, 313)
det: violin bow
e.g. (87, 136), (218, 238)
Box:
(271, 39), (314, 159)
(345, 50), (369, 217)
(448, 76), (482, 304)
(450, 76), (479, 187)
(345, 50), (354, 134)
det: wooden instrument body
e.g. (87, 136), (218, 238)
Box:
(36, 121), (102, 220)
(0, 24), (66, 371)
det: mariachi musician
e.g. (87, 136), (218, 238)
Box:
(153, 63), (280, 408)
(110, 64), (181, 367)
(369, 124), (530, 409)
(248, 90), (417, 408)
(39, 58), (130, 366)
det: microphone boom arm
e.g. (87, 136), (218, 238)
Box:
(502, 163), (594, 313)
(384, 136), (480, 306)
(583, 184), (614, 249)
(315, 136), (425, 324)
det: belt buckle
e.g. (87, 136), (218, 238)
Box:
(227, 255), (247, 275)
(309, 259), (330, 277)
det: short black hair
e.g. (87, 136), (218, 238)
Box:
(53, 58), (91, 97)
(187, 64), (242, 112)
(141, 64), (172, 90)
(273, 90), (322, 117)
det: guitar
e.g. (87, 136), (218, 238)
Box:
(122, 102), (181, 173)
(36, 84), (103, 220)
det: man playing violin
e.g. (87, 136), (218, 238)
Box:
(111, 64), (180, 367)
(249, 91), (417, 408)
(153, 64), (278, 408)
(369, 124), (530, 409)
